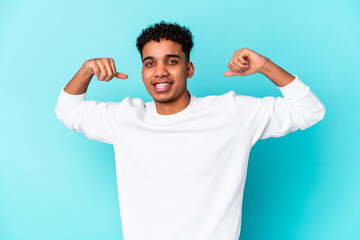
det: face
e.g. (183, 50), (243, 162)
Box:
(141, 39), (194, 104)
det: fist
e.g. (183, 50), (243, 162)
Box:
(224, 48), (268, 77)
(82, 58), (128, 82)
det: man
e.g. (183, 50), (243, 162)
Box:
(55, 21), (325, 240)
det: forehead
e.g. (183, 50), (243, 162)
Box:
(142, 39), (184, 59)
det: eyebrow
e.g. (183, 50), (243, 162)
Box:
(142, 54), (181, 62)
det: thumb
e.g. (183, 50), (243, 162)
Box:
(115, 72), (128, 79)
(224, 70), (240, 77)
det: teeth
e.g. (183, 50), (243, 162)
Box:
(155, 83), (170, 88)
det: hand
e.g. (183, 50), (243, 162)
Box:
(82, 58), (128, 82)
(224, 48), (268, 77)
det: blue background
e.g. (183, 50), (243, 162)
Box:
(1, 0), (359, 239)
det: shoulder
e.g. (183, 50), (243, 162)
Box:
(193, 91), (236, 103)
(121, 96), (146, 107)
(196, 90), (271, 106)
(103, 96), (147, 115)
(188, 91), (241, 114)
(228, 90), (275, 107)
(209, 91), (276, 117)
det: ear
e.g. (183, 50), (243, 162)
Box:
(187, 62), (195, 78)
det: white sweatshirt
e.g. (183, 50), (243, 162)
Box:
(55, 75), (325, 240)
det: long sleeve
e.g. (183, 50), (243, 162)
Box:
(54, 86), (116, 144)
(233, 75), (326, 144)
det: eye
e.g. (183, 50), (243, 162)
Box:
(168, 59), (177, 64)
(145, 61), (154, 66)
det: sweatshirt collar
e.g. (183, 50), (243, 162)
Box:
(150, 91), (196, 121)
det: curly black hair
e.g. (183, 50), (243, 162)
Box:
(136, 21), (194, 62)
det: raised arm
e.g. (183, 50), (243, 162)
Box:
(224, 48), (325, 142)
(55, 58), (128, 144)
(224, 48), (295, 87)
(64, 58), (128, 94)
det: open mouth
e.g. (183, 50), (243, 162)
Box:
(153, 82), (172, 92)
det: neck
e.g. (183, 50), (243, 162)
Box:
(154, 91), (190, 115)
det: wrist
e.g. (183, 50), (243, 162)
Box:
(80, 64), (94, 79)
(257, 58), (295, 87)
(64, 66), (94, 95)
(257, 57), (271, 75)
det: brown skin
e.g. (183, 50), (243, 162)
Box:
(141, 39), (194, 115)
(64, 58), (128, 95)
(63, 44), (294, 115)
(224, 48), (295, 87)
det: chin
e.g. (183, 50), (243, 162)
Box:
(151, 93), (176, 103)
(154, 96), (176, 103)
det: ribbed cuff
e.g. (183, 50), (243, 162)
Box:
(278, 75), (310, 101)
(57, 86), (86, 107)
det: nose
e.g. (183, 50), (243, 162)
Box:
(154, 63), (169, 78)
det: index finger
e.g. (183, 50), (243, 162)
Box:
(228, 49), (239, 66)
(109, 58), (117, 74)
